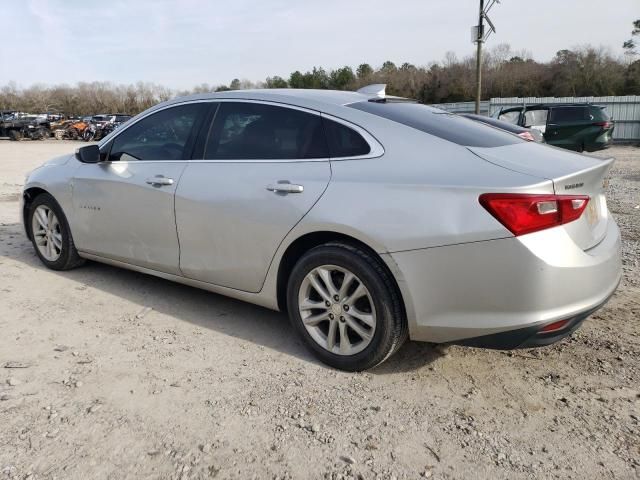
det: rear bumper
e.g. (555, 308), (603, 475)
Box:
(454, 288), (616, 349)
(386, 218), (622, 345)
(585, 130), (614, 151)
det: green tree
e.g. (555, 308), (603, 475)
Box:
(329, 66), (355, 90)
(288, 71), (305, 88)
(229, 78), (241, 90)
(356, 63), (373, 80)
(264, 76), (288, 88)
(380, 61), (397, 74)
(623, 19), (640, 57)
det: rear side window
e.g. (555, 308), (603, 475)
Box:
(350, 101), (522, 148)
(549, 107), (587, 123)
(323, 118), (370, 157)
(205, 102), (328, 159)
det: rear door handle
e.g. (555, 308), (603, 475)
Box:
(266, 182), (304, 194)
(146, 175), (174, 186)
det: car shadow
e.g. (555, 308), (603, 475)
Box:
(1, 222), (440, 374)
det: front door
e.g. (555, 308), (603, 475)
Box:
(175, 101), (332, 292)
(71, 102), (210, 274)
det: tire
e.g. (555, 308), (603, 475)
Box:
(9, 130), (22, 141)
(28, 193), (85, 271)
(287, 242), (407, 371)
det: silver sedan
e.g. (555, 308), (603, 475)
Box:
(22, 85), (622, 371)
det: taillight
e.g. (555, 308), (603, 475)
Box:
(517, 131), (535, 142)
(593, 121), (612, 129)
(479, 193), (590, 236)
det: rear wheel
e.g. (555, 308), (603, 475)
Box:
(287, 243), (407, 371)
(9, 130), (22, 141)
(28, 193), (84, 271)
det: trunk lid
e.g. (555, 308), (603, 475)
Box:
(468, 143), (614, 250)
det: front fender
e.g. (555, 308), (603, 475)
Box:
(22, 156), (80, 236)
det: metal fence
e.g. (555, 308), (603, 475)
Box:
(431, 96), (640, 142)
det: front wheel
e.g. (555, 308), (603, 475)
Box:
(287, 243), (407, 371)
(28, 193), (85, 271)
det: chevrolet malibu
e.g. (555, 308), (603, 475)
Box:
(22, 86), (622, 371)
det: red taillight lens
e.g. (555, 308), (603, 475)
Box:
(479, 193), (590, 236)
(517, 131), (535, 142)
(593, 121), (612, 129)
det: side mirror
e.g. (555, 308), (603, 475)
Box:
(75, 144), (101, 163)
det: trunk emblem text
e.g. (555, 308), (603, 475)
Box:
(564, 183), (584, 190)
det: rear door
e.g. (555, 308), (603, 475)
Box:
(175, 101), (332, 292)
(72, 102), (210, 274)
(545, 106), (590, 150)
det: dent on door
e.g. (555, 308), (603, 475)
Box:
(71, 161), (187, 274)
(175, 161), (331, 292)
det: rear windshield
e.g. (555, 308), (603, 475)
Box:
(349, 101), (522, 147)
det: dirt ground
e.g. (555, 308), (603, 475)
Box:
(0, 140), (638, 480)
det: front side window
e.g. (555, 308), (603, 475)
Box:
(205, 102), (328, 159)
(109, 103), (208, 161)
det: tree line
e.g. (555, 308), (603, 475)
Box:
(1, 43), (638, 117)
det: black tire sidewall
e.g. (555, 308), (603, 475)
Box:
(287, 245), (400, 371)
(28, 193), (75, 270)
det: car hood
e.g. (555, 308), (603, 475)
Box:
(42, 153), (74, 167)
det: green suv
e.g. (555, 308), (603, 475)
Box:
(493, 104), (614, 152)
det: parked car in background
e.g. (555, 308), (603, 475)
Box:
(493, 104), (614, 152)
(22, 86), (621, 371)
(460, 113), (545, 143)
(0, 114), (50, 140)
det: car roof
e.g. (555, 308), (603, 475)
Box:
(159, 88), (389, 111)
(503, 103), (599, 111)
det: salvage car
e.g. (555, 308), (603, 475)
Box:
(21, 86), (622, 371)
(494, 104), (614, 152)
(0, 113), (49, 140)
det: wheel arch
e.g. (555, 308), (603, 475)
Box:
(275, 231), (408, 326)
(22, 187), (52, 240)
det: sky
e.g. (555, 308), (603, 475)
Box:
(1, 0), (637, 89)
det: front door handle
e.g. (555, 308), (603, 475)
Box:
(146, 175), (174, 186)
(266, 182), (304, 194)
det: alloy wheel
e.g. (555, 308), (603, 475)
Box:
(298, 265), (376, 355)
(32, 205), (63, 261)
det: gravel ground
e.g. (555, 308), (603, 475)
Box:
(0, 141), (638, 480)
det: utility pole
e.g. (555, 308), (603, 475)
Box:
(474, 0), (484, 114)
(472, 0), (498, 114)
